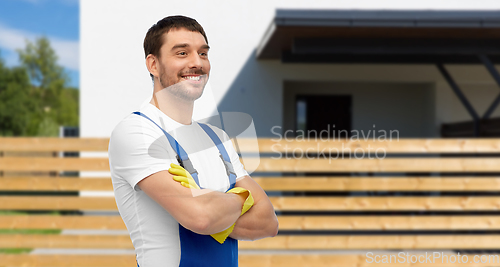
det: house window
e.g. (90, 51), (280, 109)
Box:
(295, 95), (352, 138)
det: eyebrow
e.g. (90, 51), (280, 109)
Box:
(171, 43), (210, 51)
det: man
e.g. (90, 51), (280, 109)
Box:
(108, 15), (278, 267)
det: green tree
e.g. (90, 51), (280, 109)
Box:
(0, 37), (79, 136)
(17, 37), (78, 136)
(0, 56), (39, 136)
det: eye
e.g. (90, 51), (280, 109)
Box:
(177, 51), (187, 56)
(200, 52), (208, 57)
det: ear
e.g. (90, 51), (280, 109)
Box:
(146, 54), (159, 78)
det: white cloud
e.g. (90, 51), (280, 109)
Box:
(0, 23), (79, 70)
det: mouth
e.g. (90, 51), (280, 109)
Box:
(181, 75), (203, 83)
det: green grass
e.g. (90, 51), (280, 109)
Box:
(0, 211), (66, 254)
(0, 229), (61, 234)
(0, 229), (61, 254)
(0, 248), (32, 254)
(0, 211), (29, 215)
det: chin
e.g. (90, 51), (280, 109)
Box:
(187, 85), (205, 98)
(179, 88), (204, 102)
(190, 91), (204, 101)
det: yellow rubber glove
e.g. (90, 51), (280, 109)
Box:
(211, 187), (254, 244)
(168, 163), (254, 244)
(226, 187), (254, 216)
(168, 163), (200, 190)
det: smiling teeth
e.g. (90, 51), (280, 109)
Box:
(184, 76), (200, 81)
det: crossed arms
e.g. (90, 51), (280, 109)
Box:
(137, 170), (279, 240)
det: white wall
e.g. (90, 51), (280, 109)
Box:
(81, 0), (500, 138)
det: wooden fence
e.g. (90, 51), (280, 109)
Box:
(1, 138), (500, 266)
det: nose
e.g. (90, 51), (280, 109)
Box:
(188, 53), (203, 70)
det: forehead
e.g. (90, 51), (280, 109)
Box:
(162, 28), (207, 48)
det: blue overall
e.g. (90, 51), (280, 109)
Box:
(133, 112), (238, 267)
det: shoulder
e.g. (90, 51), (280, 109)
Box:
(110, 101), (160, 135)
(108, 111), (165, 155)
(111, 108), (162, 137)
(111, 114), (148, 140)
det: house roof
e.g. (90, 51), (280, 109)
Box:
(256, 9), (500, 63)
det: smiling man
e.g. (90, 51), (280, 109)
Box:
(108, 16), (278, 267)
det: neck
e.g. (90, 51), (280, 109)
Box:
(150, 83), (194, 125)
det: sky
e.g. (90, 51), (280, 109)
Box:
(0, 0), (79, 88)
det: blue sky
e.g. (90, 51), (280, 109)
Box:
(0, 0), (79, 87)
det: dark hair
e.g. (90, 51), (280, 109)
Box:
(144, 15), (208, 79)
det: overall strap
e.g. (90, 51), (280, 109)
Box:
(197, 123), (237, 190)
(132, 112), (202, 188)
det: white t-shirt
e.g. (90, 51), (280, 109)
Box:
(108, 98), (249, 267)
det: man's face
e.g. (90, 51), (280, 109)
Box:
(156, 28), (210, 102)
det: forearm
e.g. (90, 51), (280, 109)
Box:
(228, 200), (278, 241)
(193, 189), (245, 235)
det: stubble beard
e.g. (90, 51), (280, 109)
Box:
(158, 67), (206, 102)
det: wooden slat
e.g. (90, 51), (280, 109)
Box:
(0, 138), (109, 152)
(1, 254), (498, 267)
(0, 216), (126, 230)
(277, 216), (500, 230)
(0, 197), (118, 211)
(0, 234), (132, 249)
(0, 254), (134, 267)
(0, 177), (113, 191)
(237, 138), (500, 153)
(240, 253), (499, 267)
(1, 138), (499, 153)
(248, 158), (500, 172)
(2, 196), (500, 211)
(4, 215), (500, 231)
(2, 157), (500, 172)
(269, 196), (500, 211)
(239, 235), (500, 250)
(0, 158), (109, 171)
(254, 177), (500, 191)
(5, 177), (500, 191)
(4, 235), (500, 250)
